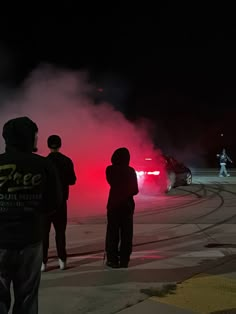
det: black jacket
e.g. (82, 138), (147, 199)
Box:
(106, 148), (139, 212)
(47, 152), (76, 200)
(0, 149), (62, 249)
(219, 153), (232, 164)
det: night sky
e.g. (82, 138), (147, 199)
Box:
(0, 11), (235, 165)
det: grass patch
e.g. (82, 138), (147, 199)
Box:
(140, 284), (177, 297)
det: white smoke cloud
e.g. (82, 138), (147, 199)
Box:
(0, 65), (162, 217)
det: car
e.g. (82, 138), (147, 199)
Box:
(134, 155), (192, 194)
(164, 155), (192, 191)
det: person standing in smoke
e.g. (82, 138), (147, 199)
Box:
(216, 148), (233, 177)
(105, 147), (139, 268)
(0, 117), (61, 314)
(41, 135), (76, 272)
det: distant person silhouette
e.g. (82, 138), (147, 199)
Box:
(105, 147), (139, 268)
(216, 148), (233, 177)
(41, 135), (76, 271)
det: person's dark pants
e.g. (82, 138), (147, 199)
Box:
(42, 201), (67, 264)
(105, 210), (134, 266)
(0, 243), (42, 314)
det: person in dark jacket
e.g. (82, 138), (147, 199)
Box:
(41, 135), (76, 271)
(216, 148), (233, 177)
(0, 116), (61, 314)
(105, 147), (139, 268)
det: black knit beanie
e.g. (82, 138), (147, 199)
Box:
(2, 116), (38, 152)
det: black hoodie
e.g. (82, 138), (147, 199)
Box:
(0, 117), (62, 249)
(106, 147), (139, 212)
(47, 152), (76, 201)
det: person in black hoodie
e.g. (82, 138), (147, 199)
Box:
(41, 135), (76, 271)
(105, 147), (139, 268)
(0, 117), (61, 314)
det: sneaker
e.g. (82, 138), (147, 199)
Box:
(227, 174), (230, 177)
(59, 259), (66, 270)
(106, 261), (120, 268)
(41, 263), (46, 272)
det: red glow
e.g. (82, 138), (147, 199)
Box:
(0, 67), (168, 217)
(134, 152), (168, 194)
(136, 171), (145, 176)
(136, 170), (160, 176)
(70, 254), (164, 260)
(147, 171), (160, 175)
(139, 255), (163, 259)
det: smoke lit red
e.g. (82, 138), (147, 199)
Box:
(0, 66), (167, 217)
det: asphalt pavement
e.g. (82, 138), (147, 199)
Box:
(10, 169), (236, 313)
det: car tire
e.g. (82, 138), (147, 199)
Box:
(186, 172), (192, 185)
(166, 172), (176, 192)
